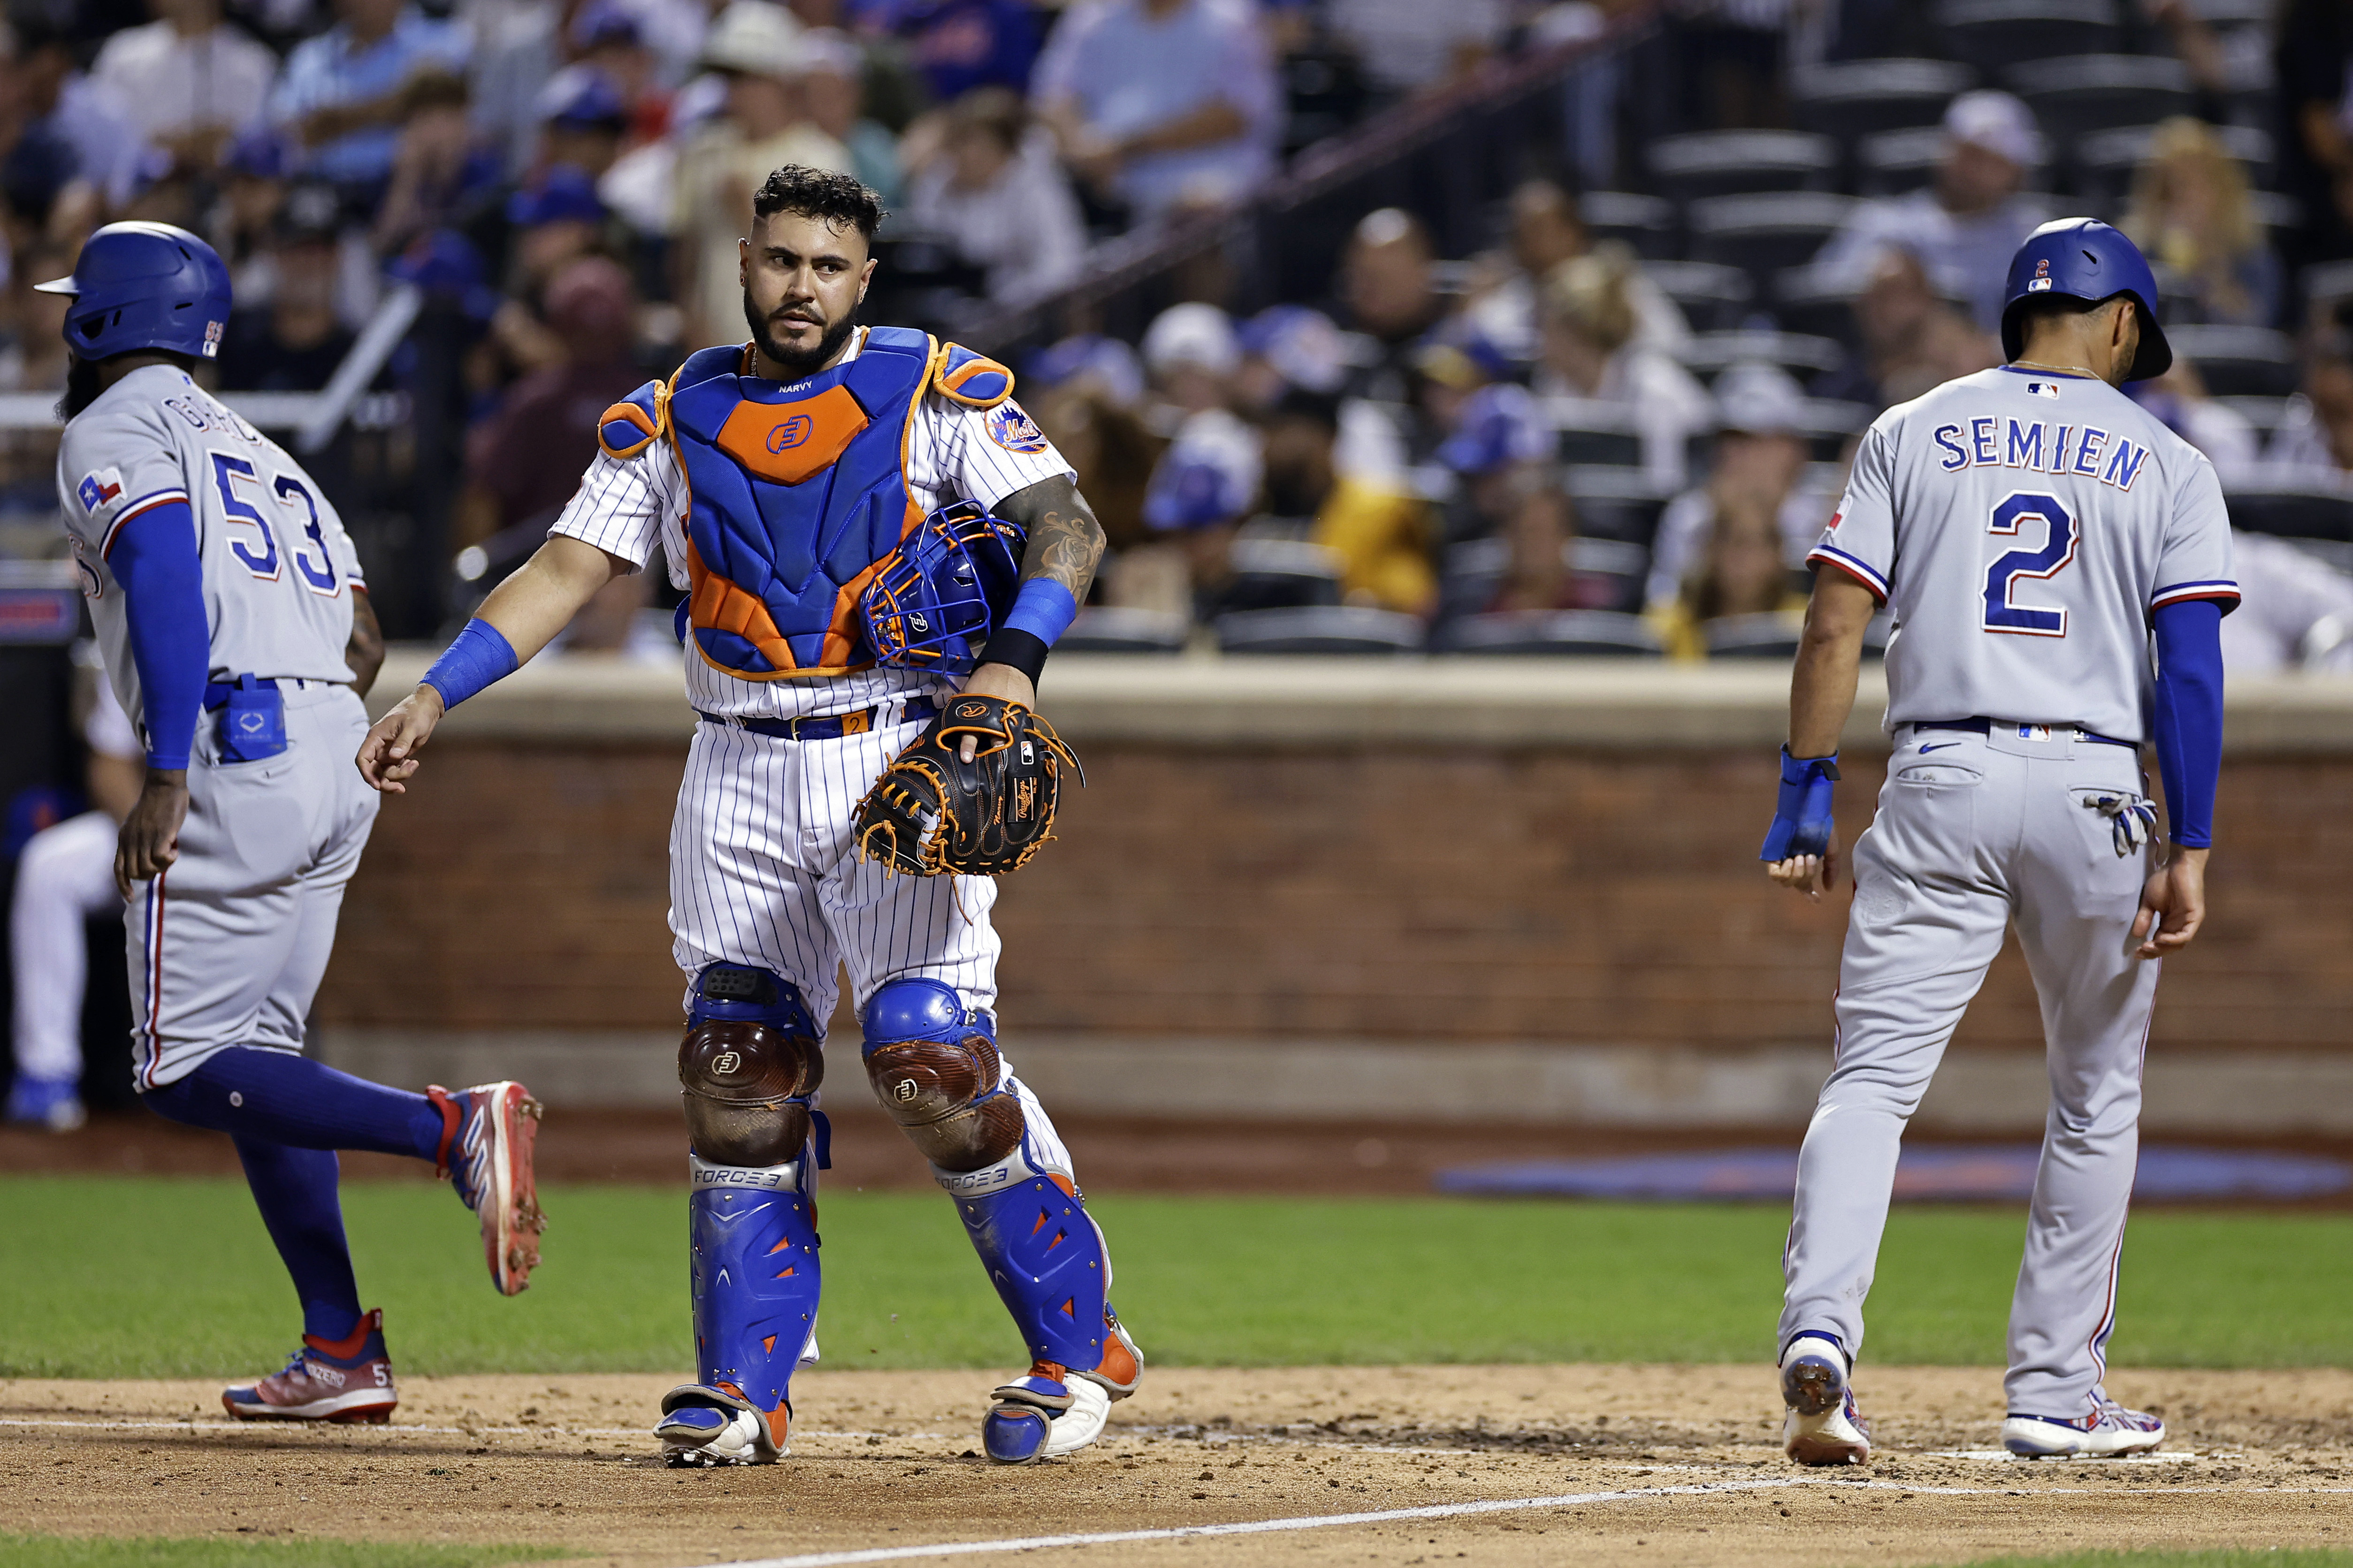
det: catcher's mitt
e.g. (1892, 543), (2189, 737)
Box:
(853, 696), (1081, 876)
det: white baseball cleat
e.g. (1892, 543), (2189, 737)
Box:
(1780, 1332), (1871, 1466)
(655, 1384), (786, 1466)
(2002, 1395), (2165, 1458)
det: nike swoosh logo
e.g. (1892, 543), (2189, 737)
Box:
(1919, 742), (1958, 753)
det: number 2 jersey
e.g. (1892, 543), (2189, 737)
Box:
(1811, 365), (2238, 744)
(56, 364), (365, 733)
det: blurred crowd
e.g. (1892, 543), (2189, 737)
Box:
(0, 0), (2346, 666)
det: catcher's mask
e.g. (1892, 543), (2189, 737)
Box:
(860, 500), (1025, 674)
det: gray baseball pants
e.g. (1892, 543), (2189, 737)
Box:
(1779, 722), (2162, 1417)
(127, 682), (377, 1091)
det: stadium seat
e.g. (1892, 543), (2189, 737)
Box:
(1704, 613), (1805, 660)
(2222, 487), (2353, 542)
(1436, 537), (1650, 621)
(1687, 193), (1857, 293)
(1644, 261), (1754, 332)
(1676, 331), (1845, 384)
(2166, 325), (2297, 399)
(1562, 464), (1672, 545)
(1790, 58), (1977, 140)
(1578, 191), (1678, 260)
(2213, 396), (2293, 441)
(1222, 537), (1345, 612)
(2302, 259), (2353, 317)
(1795, 398), (1874, 463)
(1434, 609), (1665, 657)
(1647, 131), (1840, 204)
(2072, 123), (2273, 211)
(1545, 399), (1644, 468)
(1214, 605), (1426, 655)
(1773, 267), (1863, 344)
(1934, 0), (2121, 75)
(2005, 56), (2193, 142)
(1057, 607), (1189, 655)
(1855, 127), (1946, 197)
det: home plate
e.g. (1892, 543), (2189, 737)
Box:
(1927, 1449), (2202, 1462)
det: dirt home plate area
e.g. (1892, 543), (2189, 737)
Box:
(4, 1366), (2349, 1567)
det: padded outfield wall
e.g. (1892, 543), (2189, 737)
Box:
(317, 654), (2353, 1133)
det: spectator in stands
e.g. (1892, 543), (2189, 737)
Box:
(8, 16), (153, 212)
(886, 0), (1042, 105)
(1322, 0), (1503, 100)
(2130, 358), (2261, 478)
(1811, 90), (2051, 335)
(1029, 331), (1147, 408)
(1535, 244), (1711, 491)
(573, 4), (676, 150)
(482, 165), (617, 377)
(800, 29), (902, 203)
(1235, 302), (1409, 485)
(2266, 312), (2353, 480)
(1645, 503), (1807, 662)
(2273, 0), (2353, 271)
(903, 87), (1084, 302)
(1646, 362), (1829, 609)
(2121, 117), (2282, 330)
(1484, 480), (1615, 614)
(472, 0), (699, 181)
(1812, 247), (1997, 412)
(1141, 302), (1240, 421)
(1339, 208), (1443, 391)
(783, 0), (929, 130)
(2220, 532), (2353, 674)
(217, 129), (292, 302)
(92, 0), (277, 174)
(535, 67), (634, 182)
(0, 239), (73, 392)
(457, 255), (645, 550)
(1425, 356), (1546, 544)
(269, 0), (472, 195)
(218, 184), (357, 390)
(673, 2), (854, 346)
(1671, 0), (1790, 130)
(1128, 403), (1258, 620)
(1460, 178), (1689, 363)
(371, 68), (503, 255)
(1029, 373), (1165, 554)
(1032, 0), (1278, 223)
(1261, 388), (1436, 615)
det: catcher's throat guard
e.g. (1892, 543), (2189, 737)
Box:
(859, 500), (1025, 674)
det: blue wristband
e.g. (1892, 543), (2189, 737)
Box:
(1759, 748), (1839, 862)
(420, 618), (519, 709)
(1001, 578), (1079, 646)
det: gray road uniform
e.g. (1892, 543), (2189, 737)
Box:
(57, 365), (374, 1091)
(1784, 366), (2237, 1415)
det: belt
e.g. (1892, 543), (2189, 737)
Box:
(1917, 718), (2137, 750)
(696, 697), (937, 742)
(200, 677), (336, 711)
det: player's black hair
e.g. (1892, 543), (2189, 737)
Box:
(59, 349), (201, 421)
(752, 165), (886, 239)
(1267, 387), (1343, 435)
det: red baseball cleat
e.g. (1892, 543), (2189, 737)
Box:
(429, 1081), (546, 1294)
(223, 1308), (397, 1423)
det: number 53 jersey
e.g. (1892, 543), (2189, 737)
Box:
(56, 365), (365, 732)
(1810, 365), (2239, 744)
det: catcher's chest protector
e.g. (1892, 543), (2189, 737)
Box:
(665, 328), (935, 679)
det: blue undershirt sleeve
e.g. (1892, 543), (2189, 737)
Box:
(106, 501), (208, 771)
(2149, 598), (2224, 849)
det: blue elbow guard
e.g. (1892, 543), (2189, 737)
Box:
(1759, 749), (1840, 861)
(420, 619), (519, 709)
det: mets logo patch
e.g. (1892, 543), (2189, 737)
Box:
(75, 467), (124, 515)
(985, 402), (1050, 455)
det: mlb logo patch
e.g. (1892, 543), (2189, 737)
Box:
(76, 467), (124, 515)
(985, 402), (1050, 455)
(2025, 381), (2061, 398)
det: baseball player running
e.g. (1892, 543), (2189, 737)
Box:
(358, 167), (1139, 1467)
(45, 223), (544, 1425)
(1761, 220), (2233, 1463)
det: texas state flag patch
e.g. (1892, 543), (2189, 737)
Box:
(76, 467), (124, 515)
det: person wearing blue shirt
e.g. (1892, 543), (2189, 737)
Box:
(267, 0), (470, 191)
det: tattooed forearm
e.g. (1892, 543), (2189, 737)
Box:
(996, 474), (1107, 603)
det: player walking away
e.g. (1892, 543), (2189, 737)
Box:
(44, 222), (545, 1425)
(358, 167), (1141, 1468)
(1760, 220), (2232, 1464)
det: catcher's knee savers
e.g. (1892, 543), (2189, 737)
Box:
(680, 964), (824, 1167)
(861, 977), (1024, 1171)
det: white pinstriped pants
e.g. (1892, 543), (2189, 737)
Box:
(10, 810), (121, 1083)
(670, 715), (1072, 1172)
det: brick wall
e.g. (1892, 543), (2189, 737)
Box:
(318, 738), (2353, 1055)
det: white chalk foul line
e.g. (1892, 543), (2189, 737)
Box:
(702, 1480), (2353, 1568)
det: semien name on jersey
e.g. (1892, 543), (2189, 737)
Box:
(1929, 416), (2153, 491)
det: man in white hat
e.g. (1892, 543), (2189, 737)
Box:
(1646, 361), (1835, 610)
(1811, 90), (2055, 333)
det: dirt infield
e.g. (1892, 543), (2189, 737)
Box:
(5, 1366), (2348, 1567)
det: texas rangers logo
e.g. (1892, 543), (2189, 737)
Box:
(985, 402), (1050, 455)
(2027, 257), (2054, 293)
(767, 414), (813, 453)
(75, 467), (123, 515)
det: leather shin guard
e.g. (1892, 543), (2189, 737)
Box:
(861, 978), (1024, 1172)
(688, 1155), (821, 1420)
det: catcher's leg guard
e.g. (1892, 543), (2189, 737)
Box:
(659, 966), (827, 1467)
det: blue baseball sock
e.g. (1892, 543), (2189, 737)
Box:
(145, 1047), (446, 1163)
(233, 1135), (363, 1343)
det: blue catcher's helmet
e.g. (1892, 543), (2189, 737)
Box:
(860, 500), (1026, 674)
(36, 222), (233, 363)
(1999, 218), (2171, 382)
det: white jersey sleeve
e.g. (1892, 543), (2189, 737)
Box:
(907, 393), (1076, 512)
(1811, 419), (1896, 603)
(57, 393), (191, 561)
(548, 440), (683, 576)
(2149, 454), (2238, 613)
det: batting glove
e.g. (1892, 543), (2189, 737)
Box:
(1760, 748), (1840, 862)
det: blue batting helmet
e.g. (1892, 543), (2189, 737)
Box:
(36, 222), (233, 363)
(1999, 217), (2171, 382)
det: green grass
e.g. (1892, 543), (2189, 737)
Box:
(1936, 1555), (2353, 1568)
(3, 1176), (2349, 1378)
(0, 1538), (564, 1568)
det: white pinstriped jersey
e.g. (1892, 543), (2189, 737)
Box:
(1811, 366), (2238, 743)
(56, 365), (365, 733)
(550, 328), (1076, 721)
